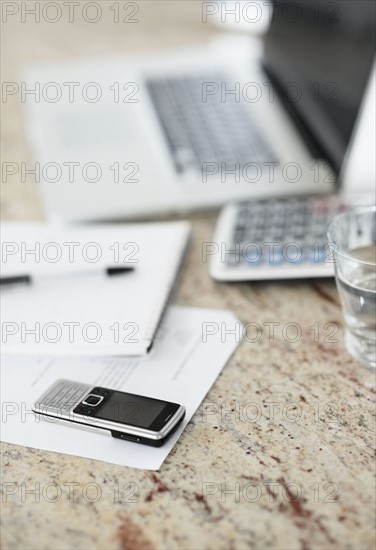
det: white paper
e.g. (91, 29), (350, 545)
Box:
(0, 221), (190, 355)
(0, 306), (239, 470)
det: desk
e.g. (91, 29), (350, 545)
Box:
(1, 3), (375, 549)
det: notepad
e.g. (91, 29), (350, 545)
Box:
(0, 221), (191, 355)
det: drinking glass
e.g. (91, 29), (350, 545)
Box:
(327, 206), (376, 368)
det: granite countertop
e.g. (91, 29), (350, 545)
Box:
(2, 216), (375, 550)
(1, 3), (375, 549)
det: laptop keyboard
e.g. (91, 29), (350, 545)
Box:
(227, 197), (349, 266)
(146, 75), (278, 173)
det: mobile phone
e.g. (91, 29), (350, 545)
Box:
(32, 379), (185, 447)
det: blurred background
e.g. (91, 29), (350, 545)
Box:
(2, 0), (374, 223)
(1, 1), (228, 220)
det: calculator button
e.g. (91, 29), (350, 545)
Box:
(267, 246), (283, 265)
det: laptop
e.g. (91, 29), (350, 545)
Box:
(23, 1), (375, 222)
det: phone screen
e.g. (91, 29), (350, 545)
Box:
(74, 388), (179, 430)
(95, 391), (166, 427)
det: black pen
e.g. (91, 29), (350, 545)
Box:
(0, 266), (135, 287)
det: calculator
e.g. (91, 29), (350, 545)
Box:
(209, 196), (364, 281)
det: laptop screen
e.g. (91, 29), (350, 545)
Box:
(263, 0), (375, 174)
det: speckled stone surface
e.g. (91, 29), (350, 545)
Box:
(1, 3), (375, 549)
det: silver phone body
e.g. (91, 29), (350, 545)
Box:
(32, 379), (185, 447)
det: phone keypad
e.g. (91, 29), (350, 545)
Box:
(38, 380), (90, 413)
